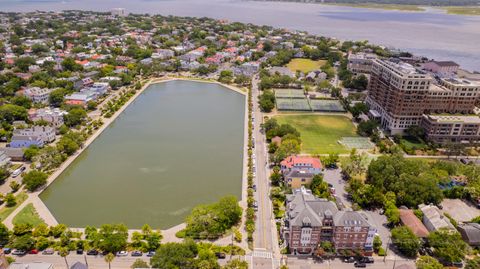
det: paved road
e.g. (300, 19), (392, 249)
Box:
(251, 77), (280, 269)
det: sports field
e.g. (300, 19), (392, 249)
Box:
(286, 59), (327, 74)
(275, 114), (357, 154)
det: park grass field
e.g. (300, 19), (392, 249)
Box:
(275, 114), (357, 154)
(286, 59), (326, 74)
(12, 203), (45, 227)
(0, 192), (28, 221)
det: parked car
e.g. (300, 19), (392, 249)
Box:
(116, 251), (128, 257)
(3, 248), (11, 254)
(253, 201), (258, 211)
(354, 262), (367, 268)
(42, 249), (54, 255)
(215, 252), (226, 259)
(131, 250), (142, 257)
(12, 166), (25, 178)
(29, 249), (39, 254)
(76, 249), (84, 255)
(361, 257), (374, 264)
(87, 249), (99, 256)
(146, 251), (156, 257)
(343, 257), (355, 263)
(12, 249), (27, 256)
(252, 184), (257, 191)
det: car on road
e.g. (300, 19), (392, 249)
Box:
(146, 251), (155, 257)
(361, 257), (374, 264)
(343, 257), (355, 263)
(29, 249), (39, 254)
(354, 262), (367, 268)
(252, 184), (256, 191)
(12, 249), (27, 256)
(215, 252), (226, 259)
(87, 249), (99, 256)
(42, 249), (54, 255)
(253, 201), (258, 211)
(116, 251), (128, 257)
(131, 250), (142, 257)
(76, 249), (84, 255)
(3, 248), (11, 254)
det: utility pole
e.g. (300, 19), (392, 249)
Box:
(384, 237), (391, 263)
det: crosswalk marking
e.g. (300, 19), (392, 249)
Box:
(253, 250), (273, 259)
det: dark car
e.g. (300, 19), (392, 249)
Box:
(343, 257), (356, 263)
(146, 251), (155, 257)
(131, 250), (143, 257)
(3, 248), (11, 254)
(76, 249), (84, 255)
(361, 257), (374, 264)
(215, 252), (226, 259)
(87, 249), (99, 256)
(354, 262), (367, 268)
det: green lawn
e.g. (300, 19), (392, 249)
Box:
(442, 6), (480, 16)
(12, 203), (45, 227)
(286, 59), (326, 74)
(0, 192), (28, 221)
(275, 114), (357, 154)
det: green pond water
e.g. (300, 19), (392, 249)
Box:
(40, 80), (245, 229)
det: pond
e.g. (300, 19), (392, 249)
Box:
(40, 80), (246, 229)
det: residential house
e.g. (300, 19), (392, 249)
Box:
(399, 209), (429, 238)
(284, 170), (315, 189)
(0, 147), (25, 162)
(0, 150), (11, 167)
(423, 61), (459, 76)
(65, 91), (97, 106)
(12, 126), (55, 146)
(89, 82), (111, 95)
(28, 108), (67, 129)
(23, 87), (53, 104)
(280, 156), (323, 175)
(457, 223), (480, 246)
(10, 135), (43, 148)
(419, 204), (456, 232)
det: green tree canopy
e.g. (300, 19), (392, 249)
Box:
(391, 226), (421, 257)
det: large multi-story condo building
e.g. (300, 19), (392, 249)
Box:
(283, 187), (376, 255)
(366, 59), (480, 141)
(366, 59), (433, 134)
(420, 115), (480, 144)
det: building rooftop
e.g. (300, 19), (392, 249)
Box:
(399, 209), (429, 238)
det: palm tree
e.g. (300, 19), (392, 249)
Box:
(58, 247), (69, 269)
(104, 252), (115, 269)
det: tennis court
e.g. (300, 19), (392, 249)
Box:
(310, 99), (345, 112)
(274, 89), (305, 99)
(339, 137), (374, 150)
(276, 98), (311, 111)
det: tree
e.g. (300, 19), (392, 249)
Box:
(416, 256), (443, 269)
(131, 259), (149, 269)
(391, 226), (421, 257)
(61, 58), (82, 72)
(466, 256), (480, 269)
(98, 224), (128, 253)
(222, 259), (248, 269)
(349, 102), (369, 119)
(58, 247), (69, 269)
(0, 104), (28, 123)
(357, 120), (378, 137)
(323, 153), (339, 168)
(0, 223), (10, 246)
(11, 235), (35, 251)
(0, 168), (9, 184)
(104, 252), (115, 269)
(22, 170), (48, 192)
(428, 229), (467, 264)
(150, 240), (198, 269)
(310, 174), (331, 199)
(4, 193), (16, 207)
(405, 125), (425, 140)
(373, 235), (382, 253)
(218, 70), (233, 84)
(23, 145), (40, 161)
(258, 90), (275, 112)
(64, 107), (87, 127)
(49, 88), (66, 107)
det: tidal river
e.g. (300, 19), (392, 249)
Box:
(1, 0), (480, 71)
(40, 80), (245, 229)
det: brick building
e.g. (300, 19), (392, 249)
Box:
(283, 187), (376, 255)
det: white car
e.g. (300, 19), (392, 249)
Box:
(116, 251), (128, 257)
